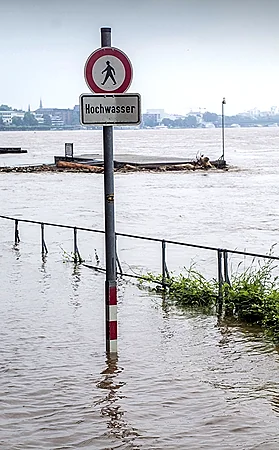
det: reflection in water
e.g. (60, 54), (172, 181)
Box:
(216, 316), (234, 347)
(69, 263), (82, 308)
(38, 257), (51, 293)
(271, 394), (279, 414)
(161, 292), (170, 314)
(72, 263), (81, 291)
(12, 243), (21, 260)
(160, 301), (176, 344)
(40, 255), (48, 279)
(96, 355), (140, 448)
(41, 254), (47, 267)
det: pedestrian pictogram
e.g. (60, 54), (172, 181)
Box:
(101, 61), (116, 86)
(84, 47), (133, 94)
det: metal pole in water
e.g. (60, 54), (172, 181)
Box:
(14, 219), (20, 245)
(101, 27), (117, 354)
(217, 249), (224, 313)
(41, 223), (48, 256)
(221, 97), (226, 161)
(73, 227), (78, 263)
(162, 240), (166, 290)
(223, 250), (230, 285)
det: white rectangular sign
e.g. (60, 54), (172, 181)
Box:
(80, 93), (141, 126)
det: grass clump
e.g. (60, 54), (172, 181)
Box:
(141, 259), (279, 340)
(223, 260), (279, 336)
(141, 266), (218, 310)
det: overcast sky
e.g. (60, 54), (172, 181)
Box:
(1, 0), (279, 115)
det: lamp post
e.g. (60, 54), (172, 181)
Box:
(221, 97), (226, 161)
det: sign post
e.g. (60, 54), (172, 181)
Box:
(83, 27), (137, 354)
(101, 27), (117, 355)
(221, 97), (226, 161)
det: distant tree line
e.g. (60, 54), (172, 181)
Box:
(142, 112), (220, 128)
(0, 104), (12, 111)
(11, 112), (52, 127)
(161, 115), (198, 128)
(0, 113), (52, 129)
(0, 105), (52, 129)
(143, 110), (279, 129)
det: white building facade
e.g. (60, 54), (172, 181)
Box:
(0, 110), (25, 124)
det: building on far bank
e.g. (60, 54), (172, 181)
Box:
(146, 109), (183, 121)
(142, 109), (184, 127)
(142, 112), (161, 127)
(33, 113), (45, 125)
(0, 110), (25, 124)
(35, 100), (80, 127)
(239, 106), (279, 119)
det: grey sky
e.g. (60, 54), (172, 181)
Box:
(1, 0), (279, 114)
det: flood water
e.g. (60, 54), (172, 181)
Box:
(1, 128), (279, 449)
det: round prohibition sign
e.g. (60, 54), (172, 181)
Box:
(84, 47), (133, 94)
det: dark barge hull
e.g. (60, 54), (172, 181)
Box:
(0, 148), (27, 154)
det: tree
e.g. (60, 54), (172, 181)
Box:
(161, 116), (198, 128)
(0, 104), (11, 111)
(161, 118), (174, 128)
(173, 118), (184, 128)
(23, 112), (38, 127)
(203, 112), (219, 123)
(183, 115), (198, 128)
(12, 116), (23, 126)
(43, 114), (52, 127)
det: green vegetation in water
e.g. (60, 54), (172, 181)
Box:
(224, 259), (279, 338)
(140, 260), (279, 340)
(140, 266), (217, 311)
(60, 247), (84, 264)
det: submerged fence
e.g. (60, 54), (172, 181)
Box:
(1, 214), (279, 305)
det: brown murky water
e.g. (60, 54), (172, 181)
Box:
(1, 128), (279, 449)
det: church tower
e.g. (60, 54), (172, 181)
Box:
(39, 98), (43, 109)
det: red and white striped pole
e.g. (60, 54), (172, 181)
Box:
(101, 27), (117, 354)
(106, 281), (117, 353)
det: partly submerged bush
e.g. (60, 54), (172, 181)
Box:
(167, 268), (217, 308)
(141, 266), (218, 309)
(223, 260), (279, 335)
(141, 260), (279, 340)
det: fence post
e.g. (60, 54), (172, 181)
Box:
(162, 240), (166, 290)
(14, 219), (20, 245)
(223, 250), (230, 285)
(217, 249), (223, 313)
(74, 228), (78, 263)
(73, 227), (82, 263)
(223, 249), (233, 316)
(115, 236), (123, 276)
(41, 223), (48, 256)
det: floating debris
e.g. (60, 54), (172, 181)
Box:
(0, 156), (228, 173)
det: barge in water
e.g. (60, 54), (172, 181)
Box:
(0, 148), (27, 154)
(54, 153), (227, 169)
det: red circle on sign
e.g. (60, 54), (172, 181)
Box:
(84, 47), (133, 94)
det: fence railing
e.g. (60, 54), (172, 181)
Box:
(1, 214), (279, 306)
